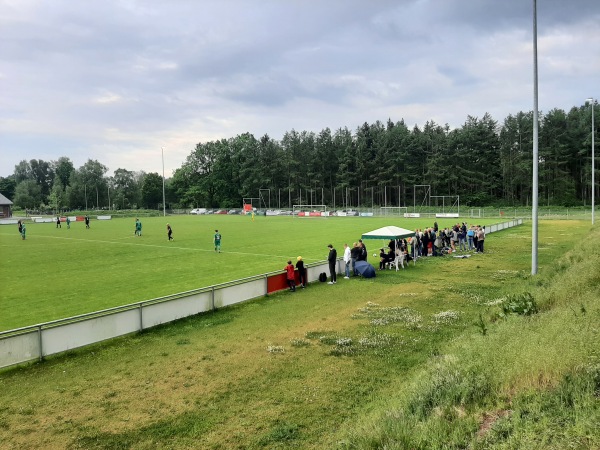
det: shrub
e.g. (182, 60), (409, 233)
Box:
(498, 293), (538, 317)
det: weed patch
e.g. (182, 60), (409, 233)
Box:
(498, 292), (538, 317)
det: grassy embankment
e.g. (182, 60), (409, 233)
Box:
(0, 219), (598, 449)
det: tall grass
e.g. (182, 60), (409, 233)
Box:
(340, 224), (600, 449)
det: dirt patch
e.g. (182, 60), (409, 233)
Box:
(477, 409), (512, 438)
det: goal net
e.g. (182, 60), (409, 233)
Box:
(292, 205), (328, 217)
(379, 206), (408, 217)
(469, 208), (481, 218)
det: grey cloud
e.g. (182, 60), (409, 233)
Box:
(1, 0), (598, 177)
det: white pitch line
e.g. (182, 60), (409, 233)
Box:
(1, 233), (310, 261)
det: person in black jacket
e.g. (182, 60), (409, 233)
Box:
(358, 239), (367, 262)
(327, 244), (337, 284)
(296, 256), (306, 288)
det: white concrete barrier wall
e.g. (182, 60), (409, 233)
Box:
(307, 262), (330, 281)
(41, 309), (141, 356)
(142, 292), (213, 328)
(216, 279), (264, 308)
(0, 331), (40, 367)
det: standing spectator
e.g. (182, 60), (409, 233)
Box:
(473, 225), (479, 251)
(451, 227), (458, 252)
(413, 230), (421, 257)
(434, 232), (442, 256)
(296, 256), (306, 288)
(350, 242), (360, 276)
(458, 227), (467, 252)
(284, 260), (296, 292)
(399, 238), (408, 254)
(441, 228), (450, 248)
(214, 229), (222, 252)
(343, 243), (351, 279)
(167, 223), (173, 241)
(467, 226), (475, 250)
(56, 216), (61, 228)
(85, 215), (90, 229)
(477, 226), (486, 253)
(388, 239), (396, 254)
(327, 244), (337, 285)
(358, 239), (367, 262)
(423, 229), (432, 256)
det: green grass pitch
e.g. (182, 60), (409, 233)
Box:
(0, 215), (496, 331)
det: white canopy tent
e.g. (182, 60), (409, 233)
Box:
(361, 225), (416, 267)
(361, 225), (414, 240)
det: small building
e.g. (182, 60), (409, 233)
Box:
(0, 193), (13, 218)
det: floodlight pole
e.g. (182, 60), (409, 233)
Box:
(587, 98), (595, 225)
(531, 0), (539, 275)
(161, 147), (166, 217)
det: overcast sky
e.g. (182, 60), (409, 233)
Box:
(1, 0), (599, 178)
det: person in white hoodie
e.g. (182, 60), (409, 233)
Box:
(343, 243), (352, 279)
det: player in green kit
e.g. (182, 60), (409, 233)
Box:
(214, 229), (222, 253)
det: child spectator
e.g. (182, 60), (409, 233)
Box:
(285, 260), (296, 292)
(295, 256), (306, 288)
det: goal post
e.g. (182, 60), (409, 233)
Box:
(292, 204), (328, 217)
(379, 206), (408, 217)
(430, 195), (460, 215)
(242, 197), (260, 210)
(469, 208), (481, 218)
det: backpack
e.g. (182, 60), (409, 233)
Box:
(319, 272), (327, 282)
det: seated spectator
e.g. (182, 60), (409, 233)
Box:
(379, 248), (387, 270)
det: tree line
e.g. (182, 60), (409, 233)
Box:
(1, 102), (596, 212)
(0, 158), (166, 212)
